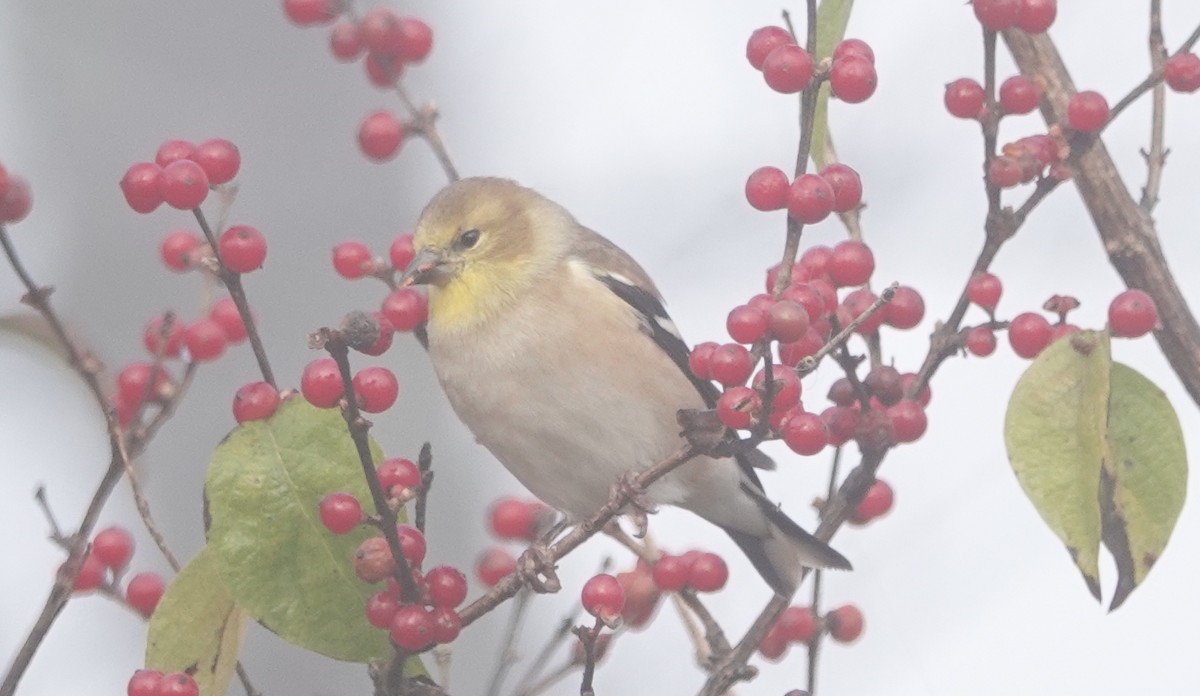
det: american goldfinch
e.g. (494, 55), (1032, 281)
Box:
(402, 177), (850, 596)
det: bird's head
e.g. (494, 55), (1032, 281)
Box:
(402, 177), (572, 330)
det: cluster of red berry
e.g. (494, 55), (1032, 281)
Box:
(757, 603), (864, 660)
(64, 525), (166, 618)
(332, 235), (430, 329)
(282, 0), (435, 162)
(474, 497), (552, 587)
(748, 29), (877, 104)
(0, 161), (33, 224)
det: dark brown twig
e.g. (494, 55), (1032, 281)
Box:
(415, 442), (434, 534)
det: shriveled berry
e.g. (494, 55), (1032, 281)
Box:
(787, 174), (835, 224)
(1067, 91), (1109, 132)
(125, 572), (166, 617)
(232, 381), (280, 423)
(762, 45), (814, 94)
(717, 386), (760, 430)
(1008, 312), (1052, 358)
(218, 224), (267, 273)
(864, 365), (903, 406)
(819, 163), (863, 212)
(355, 537), (395, 583)
(1108, 288), (1158, 338)
(746, 26), (795, 70)
(301, 357), (343, 408)
(745, 166), (790, 211)
(158, 160), (209, 210)
(944, 78), (985, 119)
(999, 75), (1040, 114)
(829, 56), (877, 103)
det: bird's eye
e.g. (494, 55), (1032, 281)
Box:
(456, 228), (481, 249)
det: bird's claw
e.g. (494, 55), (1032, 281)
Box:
(518, 543), (560, 593)
(612, 471), (655, 538)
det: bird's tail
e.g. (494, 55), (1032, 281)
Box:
(724, 482), (852, 597)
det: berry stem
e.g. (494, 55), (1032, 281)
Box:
(1139, 0), (1167, 212)
(571, 620), (603, 696)
(191, 208), (276, 388)
(1100, 21), (1200, 124)
(796, 283), (898, 375)
(483, 587), (533, 696)
(415, 442), (434, 534)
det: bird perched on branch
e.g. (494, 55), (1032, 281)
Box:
(401, 177), (850, 596)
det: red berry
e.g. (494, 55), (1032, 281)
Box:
(765, 261), (802, 292)
(389, 233), (416, 270)
(352, 366), (399, 413)
(709, 343), (754, 386)
(381, 288), (428, 332)
(159, 672), (199, 696)
(688, 553), (728, 592)
(973, 0), (1021, 30)
(330, 21), (365, 61)
(155, 140), (196, 168)
(787, 174), (835, 224)
(1016, 0), (1057, 33)
(333, 241), (375, 279)
(159, 230), (201, 272)
(767, 300), (810, 343)
(301, 357), (344, 408)
(159, 160), (209, 210)
(430, 606), (462, 644)
(92, 526), (135, 570)
(777, 605), (816, 642)
(864, 365), (904, 406)
(119, 162), (164, 214)
(581, 573), (625, 620)
(358, 110), (406, 162)
(782, 411), (827, 455)
(489, 497), (542, 541)
(999, 75), (1040, 114)
(829, 56), (877, 103)
(390, 604), (435, 650)
(651, 554), (690, 592)
(69, 553), (106, 592)
(355, 537), (395, 583)
(1008, 312), (1053, 358)
(688, 342), (718, 379)
(394, 18), (434, 63)
(193, 139), (241, 185)
(209, 297), (248, 343)
(944, 78), (985, 119)
(851, 480), (895, 524)
(0, 163), (7, 198)
(360, 7), (400, 53)
(967, 272), (1003, 311)
(819, 163), (863, 213)
(822, 406), (860, 446)
(1067, 91), (1109, 133)
(827, 604), (865, 642)
(988, 156), (1023, 188)
(827, 240), (874, 287)
(218, 224), (267, 273)
(351, 312), (394, 359)
(781, 280), (827, 319)
(184, 319), (227, 362)
(232, 381), (280, 423)
(426, 565), (468, 608)
(754, 364), (803, 412)
(476, 547), (517, 587)
(282, 0), (334, 26)
(717, 386), (760, 430)
(758, 625), (789, 661)
(762, 45), (814, 94)
(1051, 322), (1080, 342)
(1164, 53), (1200, 93)
(1108, 289), (1158, 338)
(125, 571), (166, 617)
(319, 492), (363, 534)
(884, 286), (925, 329)
(745, 166), (790, 211)
(366, 590), (400, 628)
(965, 325), (998, 356)
(827, 377), (856, 406)
(888, 399), (928, 443)
(842, 288), (885, 335)
(0, 175), (31, 223)
(364, 51), (404, 88)
(902, 372), (932, 407)
(746, 26), (795, 70)
(833, 38), (875, 64)
(143, 316), (185, 358)
(116, 362), (170, 406)
(778, 327), (825, 367)
(127, 669), (163, 696)
(726, 304), (768, 344)
(377, 457), (421, 493)
(392, 524), (424, 566)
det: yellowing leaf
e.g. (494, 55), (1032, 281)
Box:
(1102, 363), (1187, 610)
(1004, 331), (1111, 600)
(204, 397), (392, 662)
(145, 547), (245, 696)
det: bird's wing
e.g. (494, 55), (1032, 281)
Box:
(568, 228), (776, 480)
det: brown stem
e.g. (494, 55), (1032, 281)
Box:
(572, 622), (602, 696)
(415, 442), (434, 534)
(1139, 0), (1168, 212)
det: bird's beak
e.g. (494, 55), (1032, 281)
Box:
(401, 247), (455, 287)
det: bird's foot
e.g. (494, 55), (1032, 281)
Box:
(517, 542), (560, 593)
(611, 471), (656, 538)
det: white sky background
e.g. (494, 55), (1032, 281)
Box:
(2, 1), (1199, 695)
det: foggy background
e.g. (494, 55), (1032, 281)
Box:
(2, 1), (1199, 694)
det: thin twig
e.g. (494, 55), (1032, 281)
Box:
(415, 442), (434, 534)
(483, 587), (533, 696)
(796, 283), (897, 375)
(1139, 0), (1168, 212)
(510, 609), (583, 696)
(572, 622), (602, 696)
(805, 448), (842, 695)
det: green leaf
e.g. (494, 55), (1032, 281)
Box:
(810, 0), (855, 169)
(1004, 331), (1111, 601)
(1101, 362), (1187, 610)
(145, 547), (245, 696)
(1005, 331), (1188, 610)
(204, 397), (392, 662)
